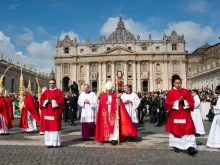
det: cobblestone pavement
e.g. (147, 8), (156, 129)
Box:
(0, 117), (219, 165)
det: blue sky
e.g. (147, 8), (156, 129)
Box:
(0, 0), (220, 73)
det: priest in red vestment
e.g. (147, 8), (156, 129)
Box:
(165, 74), (197, 156)
(40, 79), (64, 148)
(0, 87), (13, 135)
(95, 81), (138, 145)
(5, 90), (14, 121)
(19, 89), (40, 132)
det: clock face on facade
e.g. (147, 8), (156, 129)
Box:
(171, 35), (177, 40)
(117, 71), (122, 78)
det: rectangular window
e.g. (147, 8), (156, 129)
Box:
(156, 46), (160, 51)
(142, 47), (147, 51)
(107, 76), (111, 78)
(107, 47), (111, 51)
(64, 47), (69, 54)
(172, 44), (177, 51)
(92, 48), (97, 52)
(128, 47), (131, 50)
(80, 49), (84, 53)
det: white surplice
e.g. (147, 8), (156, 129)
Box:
(78, 92), (97, 123)
(191, 95), (205, 135)
(121, 92), (140, 123)
(0, 114), (9, 134)
(207, 96), (220, 148)
(24, 111), (37, 132)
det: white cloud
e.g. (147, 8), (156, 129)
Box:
(186, 0), (209, 13)
(100, 17), (161, 40)
(163, 21), (213, 52)
(36, 26), (47, 35)
(0, 30), (54, 73)
(59, 31), (81, 41)
(15, 28), (34, 45)
(8, 4), (20, 10)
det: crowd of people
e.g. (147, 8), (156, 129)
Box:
(0, 75), (220, 157)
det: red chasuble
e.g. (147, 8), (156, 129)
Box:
(95, 93), (138, 142)
(165, 88), (196, 137)
(0, 96), (13, 130)
(19, 93), (40, 129)
(5, 96), (14, 120)
(40, 89), (64, 131)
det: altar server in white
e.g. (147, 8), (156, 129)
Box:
(207, 86), (220, 148)
(78, 84), (97, 141)
(191, 89), (205, 136)
(121, 85), (140, 130)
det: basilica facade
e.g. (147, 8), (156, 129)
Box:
(55, 17), (187, 92)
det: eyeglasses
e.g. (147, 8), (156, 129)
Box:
(49, 83), (55, 84)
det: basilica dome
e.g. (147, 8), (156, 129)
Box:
(106, 17), (135, 42)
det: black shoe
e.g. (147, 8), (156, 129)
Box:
(195, 134), (200, 137)
(71, 124), (76, 126)
(196, 141), (203, 145)
(155, 124), (161, 127)
(110, 140), (118, 145)
(174, 147), (179, 153)
(188, 147), (198, 156)
(47, 146), (53, 148)
(128, 137), (135, 142)
(83, 138), (88, 141)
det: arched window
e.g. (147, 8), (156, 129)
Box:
(173, 63), (177, 72)
(142, 63), (147, 72)
(117, 64), (122, 71)
(92, 65), (97, 72)
(64, 65), (69, 74)
(80, 65), (84, 73)
(156, 63), (161, 72)
(128, 64), (132, 72)
(107, 64), (111, 72)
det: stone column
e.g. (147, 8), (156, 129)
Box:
(163, 61), (168, 90)
(112, 61), (115, 84)
(137, 61), (141, 92)
(72, 62), (77, 82)
(103, 62), (106, 84)
(98, 62), (102, 88)
(150, 61), (154, 91)
(56, 63), (61, 89)
(123, 61), (128, 85)
(86, 62), (90, 84)
(181, 60), (187, 88)
(132, 61), (137, 92)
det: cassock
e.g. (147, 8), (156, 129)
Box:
(95, 93), (138, 142)
(207, 96), (220, 148)
(0, 96), (13, 134)
(40, 88), (64, 147)
(121, 92), (140, 129)
(78, 91), (97, 139)
(19, 93), (40, 132)
(166, 87), (197, 150)
(191, 95), (205, 135)
(5, 96), (14, 121)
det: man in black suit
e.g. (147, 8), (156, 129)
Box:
(69, 92), (78, 126)
(138, 93), (146, 125)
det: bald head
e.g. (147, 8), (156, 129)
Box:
(83, 84), (90, 92)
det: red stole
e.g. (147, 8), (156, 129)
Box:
(19, 94), (40, 129)
(0, 96), (13, 130)
(165, 88), (196, 137)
